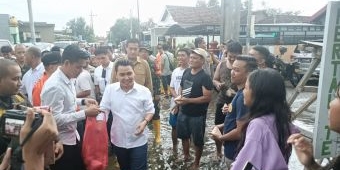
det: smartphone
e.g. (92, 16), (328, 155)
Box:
(242, 161), (260, 170)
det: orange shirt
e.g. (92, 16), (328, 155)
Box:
(32, 72), (49, 106)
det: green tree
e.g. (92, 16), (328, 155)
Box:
(140, 18), (156, 32)
(65, 17), (95, 42)
(108, 17), (139, 45)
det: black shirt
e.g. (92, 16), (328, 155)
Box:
(180, 68), (213, 117)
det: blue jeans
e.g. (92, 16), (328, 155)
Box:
(112, 143), (148, 170)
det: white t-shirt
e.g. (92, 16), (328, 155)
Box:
(75, 69), (96, 99)
(94, 62), (113, 94)
(169, 67), (187, 109)
(20, 62), (45, 104)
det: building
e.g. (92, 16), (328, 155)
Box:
(0, 14), (11, 41)
(149, 5), (326, 47)
(19, 21), (55, 43)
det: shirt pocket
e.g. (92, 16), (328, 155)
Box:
(134, 66), (146, 76)
(134, 66), (146, 84)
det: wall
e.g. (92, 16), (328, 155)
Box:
(0, 14), (11, 41)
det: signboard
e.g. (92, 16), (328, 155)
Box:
(313, 1), (340, 159)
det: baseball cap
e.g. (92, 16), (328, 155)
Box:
(192, 48), (208, 58)
(42, 51), (61, 66)
(139, 46), (152, 55)
(62, 44), (90, 60)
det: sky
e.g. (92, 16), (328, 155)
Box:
(0, 0), (329, 37)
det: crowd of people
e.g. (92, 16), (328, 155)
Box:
(0, 37), (339, 170)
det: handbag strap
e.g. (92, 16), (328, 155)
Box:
(165, 53), (172, 66)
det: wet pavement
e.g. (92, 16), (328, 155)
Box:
(109, 81), (317, 169)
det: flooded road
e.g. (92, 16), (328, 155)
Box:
(109, 82), (316, 169)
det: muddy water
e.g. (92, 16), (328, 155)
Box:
(110, 85), (315, 169)
(146, 96), (229, 170)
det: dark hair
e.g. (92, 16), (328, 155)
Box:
(227, 41), (242, 54)
(61, 45), (89, 63)
(0, 45), (13, 54)
(41, 50), (50, 57)
(114, 59), (133, 72)
(252, 45), (275, 68)
(177, 48), (191, 57)
(0, 59), (18, 79)
(235, 55), (258, 72)
(26, 46), (41, 58)
(239, 68), (292, 163)
(126, 38), (140, 47)
(51, 46), (61, 52)
(102, 46), (114, 53)
(42, 51), (62, 66)
(162, 44), (170, 51)
(94, 47), (109, 56)
(194, 37), (204, 48)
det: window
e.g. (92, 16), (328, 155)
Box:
(280, 26), (287, 31)
(288, 26), (295, 31)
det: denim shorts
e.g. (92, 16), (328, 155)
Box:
(169, 112), (177, 127)
(176, 112), (206, 146)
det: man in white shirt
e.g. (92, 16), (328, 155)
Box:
(94, 47), (113, 101)
(99, 59), (154, 169)
(76, 57), (96, 100)
(41, 44), (101, 170)
(169, 48), (190, 153)
(20, 46), (45, 104)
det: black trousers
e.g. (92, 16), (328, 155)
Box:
(50, 142), (85, 170)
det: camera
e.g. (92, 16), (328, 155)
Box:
(0, 109), (43, 138)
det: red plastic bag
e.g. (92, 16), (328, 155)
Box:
(82, 117), (108, 170)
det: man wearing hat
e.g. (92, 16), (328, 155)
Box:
(139, 46), (162, 144)
(174, 48), (213, 169)
(32, 51), (61, 106)
(41, 45), (101, 170)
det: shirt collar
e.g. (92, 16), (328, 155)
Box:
(32, 62), (44, 71)
(103, 62), (113, 69)
(114, 82), (137, 93)
(124, 56), (142, 65)
(57, 68), (72, 85)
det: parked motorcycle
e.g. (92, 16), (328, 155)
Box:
(274, 46), (301, 87)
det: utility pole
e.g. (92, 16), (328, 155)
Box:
(220, 0), (241, 43)
(89, 11), (97, 31)
(130, 9), (133, 38)
(137, 0), (141, 40)
(246, 0), (253, 51)
(27, 0), (36, 44)
(246, 0), (252, 52)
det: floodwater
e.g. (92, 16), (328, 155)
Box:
(109, 82), (316, 170)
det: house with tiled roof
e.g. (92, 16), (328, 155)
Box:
(149, 5), (325, 46)
(309, 5), (327, 25)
